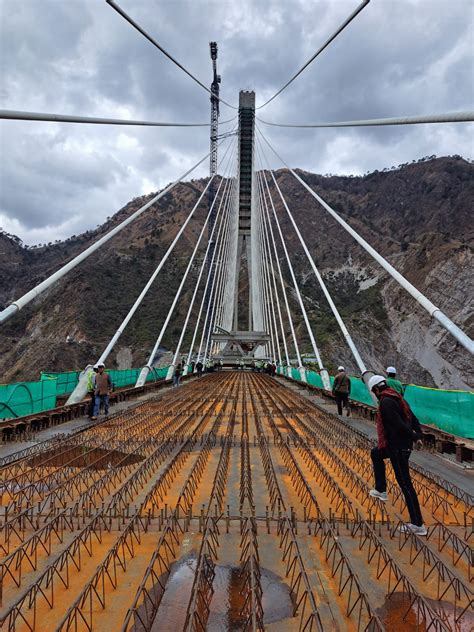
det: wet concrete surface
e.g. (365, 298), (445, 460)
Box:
(152, 553), (293, 631)
(25, 444), (144, 469)
(376, 591), (474, 632)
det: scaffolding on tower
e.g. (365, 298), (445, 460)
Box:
(204, 41), (221, 357)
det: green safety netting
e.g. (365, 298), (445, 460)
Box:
(284, 368), (473, 440)
(0, 379), (57, 420)
(404, 385), (474, 439)
(305, 370), (324, 389)
(1, 366), (171, 419)
(41, 370), (81, 395)
(291, 367), (301, 381)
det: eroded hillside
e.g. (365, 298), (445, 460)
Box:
(1, 157), (472, 388)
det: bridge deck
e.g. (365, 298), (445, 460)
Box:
(0, 372), (472, 631)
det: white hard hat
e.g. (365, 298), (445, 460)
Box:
(368, 375), (386, 392)
(386, 366), (396, 374)
(98, 363), (105, 368)
(337, 366), (345, 371)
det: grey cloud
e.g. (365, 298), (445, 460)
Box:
(0, 0), (472, 244)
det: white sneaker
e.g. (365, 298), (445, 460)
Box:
(398, 523), (428, 536)
(369, 489), (388, 501)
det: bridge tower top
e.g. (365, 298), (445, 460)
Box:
(237, 90), (255, 236)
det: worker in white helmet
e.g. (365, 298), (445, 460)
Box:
(367, 374), (426, 536)
(385, 366), (405, 396)
(332, 366), (351, 417)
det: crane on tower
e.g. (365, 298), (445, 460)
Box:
(208, 41), (220, 231)
(204, 41), (221, 356)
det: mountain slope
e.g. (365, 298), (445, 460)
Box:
(1, 157), (472, 388)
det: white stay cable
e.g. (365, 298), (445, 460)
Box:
(196, 178), (236, 362)
(258, 169), (302, 368)
(135, 139), (237, 386)
(201, 188), (235, 362)
(253, 195), (269, 356)
(66, 158), (224, 405)
(222, 200), (238, 336)
(258, 139), (367, 376)
(256, 173), (289, 365)
(212, 176), (239, 352)
(214, 177), (238, 338)
(255, 190), (276, 360)
(219, 183), (239, 339)
(258, 214), (275, 360)
(256, 0), (370, 110)
(257, 111), (474, 129)
(0, 108), (237, 127)
(258, 128), (474, 356)
(258, 152), (329, 382)
(0, 148), (216, 325)
(209, 194), (233, 344)
(186, 175), (235, 365)
(257, 170), (293, 366)
(174, 174), (235, 370)
(106, 0), (238, 110)
(256, 182), (281, 363)
(259, 185), (284, 363)
(203, 181), (237, 361)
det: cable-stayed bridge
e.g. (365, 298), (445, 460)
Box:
(0, 1), (473, 630)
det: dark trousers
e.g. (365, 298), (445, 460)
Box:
(335, 393), (349, 415)
(371, 447), (423, 526)
(88, 392), (95, 418)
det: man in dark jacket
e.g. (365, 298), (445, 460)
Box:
(368, 375), (426, 536)
(332, 366), (351, 416)
(93, 363), (112, 416)
(173, 363), (182, 387)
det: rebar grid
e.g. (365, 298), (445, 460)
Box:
(390, 518), (473, 623)
(239, 517), (264, 631)
(0, 375), (239, 629)
(311, 518), (384, 631)
(183, 401), (236, 631)
(350, 518), (453, 631)
(0, 372), (471, 632)
(427, 521), (473, 582)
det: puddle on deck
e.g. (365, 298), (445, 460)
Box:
(148, 554), (293, 631)
(377, 591), (474, 632)
(25, 445), (144, 469)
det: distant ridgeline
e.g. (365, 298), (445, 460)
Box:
(0, 368), (472, 440)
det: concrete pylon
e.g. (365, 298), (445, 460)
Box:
(233, 91), (256, 333)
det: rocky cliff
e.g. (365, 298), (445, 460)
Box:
(1, 156), (472, 388)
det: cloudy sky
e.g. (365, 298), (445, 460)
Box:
(0, 0), (473, 245)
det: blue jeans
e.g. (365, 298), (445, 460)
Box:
(94, 394), (109, 416)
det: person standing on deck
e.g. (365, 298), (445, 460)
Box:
(385, 366), (405, 396)
(94, 364), (112, 417)
(87, 365), (99, 420)
(173, 363), (182, 387)
(368, 375), (426, 536)
(332, 366), (351, 417)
